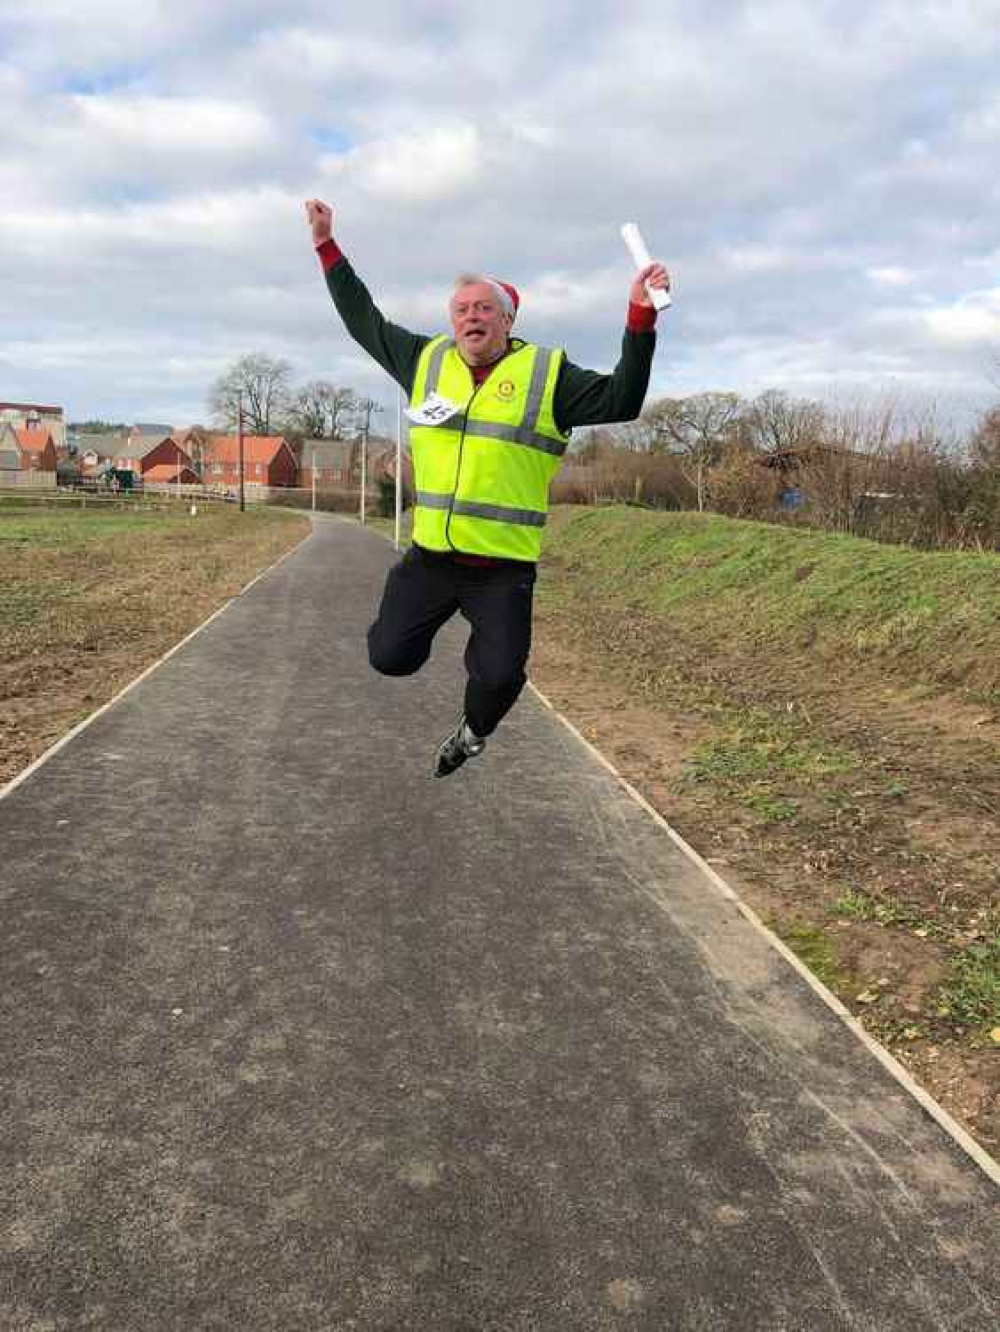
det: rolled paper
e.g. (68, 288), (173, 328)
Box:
(621, 222), (671, 310)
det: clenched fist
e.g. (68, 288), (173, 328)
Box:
(629, 262), (670, 309)
(305, 199), (333, 246)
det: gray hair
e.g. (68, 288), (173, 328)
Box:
(449, 273), (514, 320)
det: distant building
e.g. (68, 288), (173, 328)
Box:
(143, 462), (200, 486)
(130, 423), (174, 444)
(107, 426), (179, 480)
(139, 437), (194, 484)
(202, 434), (298, 490)
(0, 423), (58, 487)
(73, 433), (128, 467)
(298, 439), (356, 487)
(298, 435), (398, 488)
(0, 401), (65, 449)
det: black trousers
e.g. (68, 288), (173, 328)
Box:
(367, 545), (537, 738)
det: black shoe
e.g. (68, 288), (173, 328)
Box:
(433, 716), (486, 778)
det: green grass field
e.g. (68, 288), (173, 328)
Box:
(542, 505), (1000, 699)
(535, 506), (1000, 1057)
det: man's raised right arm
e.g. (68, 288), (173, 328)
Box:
(305, 199), (427, 396)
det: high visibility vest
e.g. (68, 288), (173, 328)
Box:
(408, 336), (570, 561)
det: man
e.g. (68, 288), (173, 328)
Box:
(305, 198), (670, 777)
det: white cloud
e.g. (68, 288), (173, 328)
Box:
(333, 124), (484, 203)
(71, 93), (276, 159)
(923, 291), (1000, 344)
(2, 0), (1000, 423)
(867, 267), (916, 288)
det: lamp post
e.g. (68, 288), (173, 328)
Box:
(355, 397), (382, 526)
(360, 423), (367, 525)
(237, 391), (245, 513)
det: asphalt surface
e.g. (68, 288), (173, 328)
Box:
(2, 515), (998, 1331)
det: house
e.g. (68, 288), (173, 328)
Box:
(202, 434), (298, 490)
(129, 423), (174, 447)
(139, 437), (194, 480)
(297, 435), (399, 488)
(107, 426), (177, 481)
(0, 423), (58, 487)
(173, 426), (211, 477)
(367, 441), (400, 482)
(756, 443), (890, 513)
(297, 439), (356, 487)
(143, 462), (200, 486)
(71, 432), (128, 466)
(0, 401), (65, 448)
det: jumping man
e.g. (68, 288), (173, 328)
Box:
(305, 198), (670, 777)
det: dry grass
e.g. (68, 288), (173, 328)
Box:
(0, 500), (309, 786)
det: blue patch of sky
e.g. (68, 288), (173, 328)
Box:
(62, 66), (152, 96)
(308, 125), (354, 154)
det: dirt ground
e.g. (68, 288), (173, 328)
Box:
(0, 507), (310, 789)
(529, 600), (1000, 1159)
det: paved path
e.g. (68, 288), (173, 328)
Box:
(2, 517), (998, 1331)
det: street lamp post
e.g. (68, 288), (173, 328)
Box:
(355, 397), (382, 526)
(237, 391), (245, 513)
(360, 422), (367, 525)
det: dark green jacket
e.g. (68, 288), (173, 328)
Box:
(324, 257), (657, 435)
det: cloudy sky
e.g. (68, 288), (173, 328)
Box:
(3, 0), (1000, 430)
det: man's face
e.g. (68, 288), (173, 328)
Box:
(450, 283), (511, 366)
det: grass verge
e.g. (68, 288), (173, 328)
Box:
(0, 500), (309, 786)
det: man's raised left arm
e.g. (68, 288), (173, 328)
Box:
(553, 262), (670, 431)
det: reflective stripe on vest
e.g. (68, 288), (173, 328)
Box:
(415, 490), (548, 528)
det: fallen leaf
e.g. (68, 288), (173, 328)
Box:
(856, 989), (880, 1005)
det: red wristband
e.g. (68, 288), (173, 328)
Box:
(627, 300), (657, 333)
(316, 238), (343, 272)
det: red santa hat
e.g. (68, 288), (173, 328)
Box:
(486, 278), (520, 322)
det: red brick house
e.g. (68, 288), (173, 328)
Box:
(0, 423), (58, 486)
(0, 401), (65, 448)
(111, 426), (172, 479)
(297, 439), (355, 487)
(144, 462), (200, 486)
(15, 428), (58, 472)
(203, 434), (298, 489)
(139, 437), (194, 480)
(298, 435), (399, 488)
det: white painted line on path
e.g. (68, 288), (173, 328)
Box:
(527, 678), (1000, 1189)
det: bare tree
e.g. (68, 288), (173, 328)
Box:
(742, 389), (825, 455)
(208, 353), (294, 434)
(969, 404), (1000, 469)
(643, 392), (743, 510)
(287, 380), (357, 440)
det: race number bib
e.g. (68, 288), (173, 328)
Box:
(405, 392), (465, 426)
